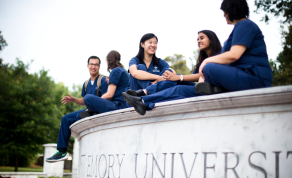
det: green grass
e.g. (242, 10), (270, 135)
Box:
(0, 166), (71, 172)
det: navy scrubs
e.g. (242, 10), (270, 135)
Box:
(128, 57), (176, 94)
(84, 67), (129, 113)
(204, 19), (272, 91)
(57, 75), (108, 150)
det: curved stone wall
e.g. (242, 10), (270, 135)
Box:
(70, 86), (292, 178)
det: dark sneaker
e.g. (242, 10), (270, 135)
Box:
(79, 111), (99, 119)
(126, 89), (146, 97)
(46, 150), (68, 163)
(195, 82), (226, 95)
(122, 92), (147, 115)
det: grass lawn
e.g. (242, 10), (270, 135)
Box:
(0, 166), (71, 172)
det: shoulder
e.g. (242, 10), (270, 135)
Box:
(130, 57), (139, 63)
(235, 19), (259, 30)
(158, 58), (169, 66)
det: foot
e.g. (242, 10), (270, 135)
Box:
(195, 82), (226, 95)
(46, 150), (68, 163)
(79, 111), (99, 119)
(126, 89), (146, 97)
(122, 92), (147, 115)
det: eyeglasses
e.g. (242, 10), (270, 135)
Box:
(89, 63), (100, 67)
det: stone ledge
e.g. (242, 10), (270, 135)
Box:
(70, 85), (292, 141)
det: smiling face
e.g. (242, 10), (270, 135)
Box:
(141, 37), (157, 56)
(197, 32), (211, 52)
(87, 58), (100, 76)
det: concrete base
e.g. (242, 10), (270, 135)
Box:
(43, 143), (64, 177)
(70, 86), (292, 178)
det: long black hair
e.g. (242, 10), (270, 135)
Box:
(194, 30), (222, 73)
(135, 33), (160, 67)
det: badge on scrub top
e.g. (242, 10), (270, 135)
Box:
(153, 66), (160, 73)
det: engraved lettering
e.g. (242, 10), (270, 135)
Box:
(99, 154), (107, 178)
(223, 152), (239, 178)
(135, 153), (148, 178)
(151, 153), (166, 178)
(287, 151), (292, 159)
(170, 153), (175, 178)
(92, 155), (98, 177)
(107, 155), (115, 178)
(273, 151), (281, 178)
(203, 152), (217, 178)
(81, 154), (86, 178)
(179, 152), (198, 178)
(117, 154), (125, 178)
(248, 151), (267, 178)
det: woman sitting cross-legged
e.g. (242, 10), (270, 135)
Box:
(126, 33), (177, 97)
(122, 30), (222, 115)
(195, 0), (272, 95)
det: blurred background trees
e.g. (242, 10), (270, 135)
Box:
(0, 32), (84, 171)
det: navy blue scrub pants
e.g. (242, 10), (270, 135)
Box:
(142, 85), (200, 109)
(129, 64), (176, 94)
(83, 94), (119, 113)
(57, 109), (86, 150)
(203, 63), (272, 91)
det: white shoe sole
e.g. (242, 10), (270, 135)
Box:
(46, 154), (68, 163)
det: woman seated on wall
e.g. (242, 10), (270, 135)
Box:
(123, 30), (222, 115)
(82, 50), (129, 115)
(195, 0), (272, 95)
(126, 33), (177, 97)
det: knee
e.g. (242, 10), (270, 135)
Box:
(203, 63), (218, 76)
(137, 64), (147, 71)
(83, 94), (93, 105)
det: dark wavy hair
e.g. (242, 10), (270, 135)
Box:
(106, 50), (124, 72)
(193, 30), (222, 73)
(88, 56), (101, 64)
(220, 0), (249, 22)
(135, 33), (160, 67)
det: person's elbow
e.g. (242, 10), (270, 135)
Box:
(229, 52), (241, 62)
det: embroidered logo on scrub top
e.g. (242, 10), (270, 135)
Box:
(153, 66), (160, 73)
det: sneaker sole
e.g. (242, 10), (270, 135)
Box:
(122, 92), (146, 115)
(46, 154), (68, 163)
(195, 83), (225, 95)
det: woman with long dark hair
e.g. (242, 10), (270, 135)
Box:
(122, 30), (221, 115)
(195, 0), (272, 95)
(83, 50), (129, 114)
(126, 33), (176, 97)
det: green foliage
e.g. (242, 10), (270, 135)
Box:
(165, 54), (191, 75)
(270, 25), (292, 85)
(254, 0), (292, 24)
(0, 31), (8, 52)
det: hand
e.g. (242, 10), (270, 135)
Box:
(151, 80), (158, 85)
(163, 70), (178, 81)
(156, 75), (166, 82)
(169, 68), (177, 74)
(105, 76), (109, 83)
(61, 93), (74, 105)
(199, 60), (207, 80)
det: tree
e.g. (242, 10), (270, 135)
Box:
(165, 54), (191, 75)
(255, 0), (292, 85)
(254, 0), (292, 24)
(0, 31), (8, 52)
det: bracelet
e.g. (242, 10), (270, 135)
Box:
(180, 75), (183, 81)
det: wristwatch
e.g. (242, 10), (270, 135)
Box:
(180, 75), (183, 81)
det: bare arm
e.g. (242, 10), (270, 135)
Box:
(101, 83), (117, 100)
(199, 45), (247, 79)
(163, 70), (200, 82)
(62, 94), (85, 106)
(129, 65), (165, 81)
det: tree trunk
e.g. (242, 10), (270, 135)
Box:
(14, 154), (18, 172)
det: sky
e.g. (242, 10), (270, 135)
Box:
(0, 0), (283, 90)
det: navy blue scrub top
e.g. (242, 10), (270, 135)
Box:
(129, 57), (170, 75)
(81, 75), (108, 97)
(222, 19), (272, 82)
(108, 67), (129, 107)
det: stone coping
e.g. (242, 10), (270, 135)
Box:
(0, 172), (47, 175)
(70, 85), (292, 141)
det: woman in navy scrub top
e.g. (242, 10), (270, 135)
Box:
(195, 0), (273, 95)
(126, 33), (176, 97)
(83, 50), (129, 114)
(122, 30), (222, 115)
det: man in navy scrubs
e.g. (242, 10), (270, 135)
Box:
(46, 56), (108, 162)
